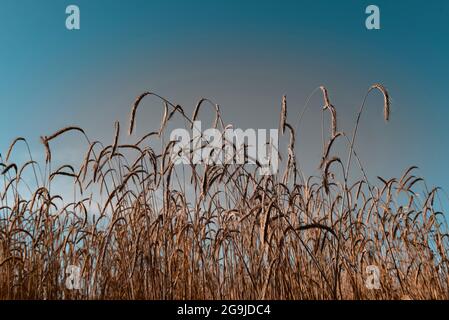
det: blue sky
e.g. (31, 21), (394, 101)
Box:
(0, 0), (448, 194)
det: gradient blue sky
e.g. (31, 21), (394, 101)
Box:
(0, 0), (448, 194)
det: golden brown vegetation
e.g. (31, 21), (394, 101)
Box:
(0, 85), (448, 299)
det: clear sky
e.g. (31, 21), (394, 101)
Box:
(0, 0), (448, 195)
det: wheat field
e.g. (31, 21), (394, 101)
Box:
(0, 85), (447, 300)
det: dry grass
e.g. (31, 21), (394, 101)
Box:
(0, 85), (448, 300)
